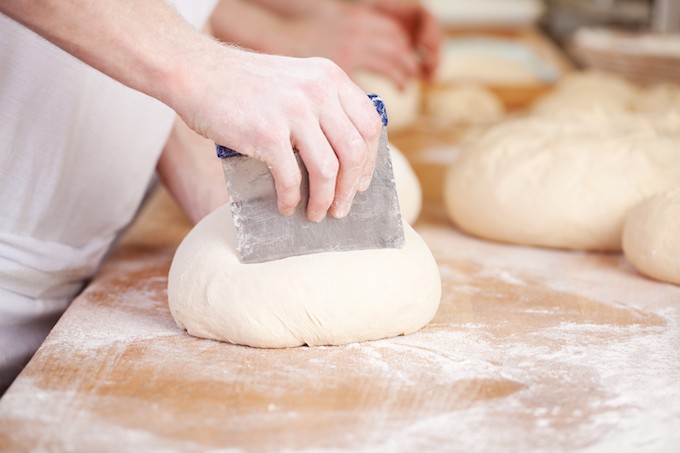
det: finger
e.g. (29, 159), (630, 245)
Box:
(355, 54), (409, 89)
(338, 83), (382, 192)
(320, 106), (369, 219)
(262, 145), (302, 217)
(358, 47), (419, 89)
(294, 125), (339, 223)
(368, 37), (420, 81)
(417, 16), (443, 78)
(359, 135), (379, 193)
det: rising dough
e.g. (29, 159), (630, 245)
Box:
(636, 84), (680, 114)
(531, 71), (639, 115)
(168, 206), (441, 348)
(353, 71), (421, 131)
(425, 83), (505, 124)
(623, 187), (680, 286)
(391, 143), (422, 224)
(444, 111), (680, 251)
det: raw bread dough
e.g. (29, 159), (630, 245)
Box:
(531, 71), (639, 115)
(390, 143), (422, 224)
(421, 0), (544, 27)
(168, 206), (441, 348)
(623, 187), (680, 286)
(425, 83), (505, 124)
(436, 54), (541, 86)
(353, 71), (421, 131)
(636, 84), (680, 114)
(444, 111), (680, 251)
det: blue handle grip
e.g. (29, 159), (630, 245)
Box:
(216, 93), (388, 158)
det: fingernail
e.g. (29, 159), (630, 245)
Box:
(280, 206), (295, 217)
(309, 211), (326, 223)
(330, 202), (350, 219)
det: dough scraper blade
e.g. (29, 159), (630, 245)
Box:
(215, 94), (405, 264)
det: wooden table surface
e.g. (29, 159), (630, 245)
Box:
(0, 184), (679, 452)
(1, 30), (679, 452)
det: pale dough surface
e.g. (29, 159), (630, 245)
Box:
(636, 84), (680, 114)
(531, 71), (639, 115)
(623, 187), (680, 286)
(390, 143), (422, 224)
(445, 111), (680, 251)
(353, 71), (420, 131)
(436, 54), (540, 86)
(426, 83), (505, 124)
(168, 206), (441, 348)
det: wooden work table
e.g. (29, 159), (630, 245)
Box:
(1, 29), (678, 451)
(0, 184), (679, 452)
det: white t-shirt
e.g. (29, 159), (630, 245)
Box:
(0, 1), (218, 391)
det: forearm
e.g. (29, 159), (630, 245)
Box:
(0, 0), (217, 112)
(210, 0), (288, 55)
(247, 0), (337, 18)
(157, 117), (227, 225)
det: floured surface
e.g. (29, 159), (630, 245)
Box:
(1, 195), (679, 452)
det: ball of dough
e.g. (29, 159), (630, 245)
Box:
(353, 71), (421, 131)
(425, 83), (505, 124)
(444, 111), (680, 251)
(623, 187), (680, 285)
(436, 54), (541, 86)
(531, 71), (639, 115)
(168, 206), (441, 348)
(636, 83), (680, 114)
(391, 143), (422, 224)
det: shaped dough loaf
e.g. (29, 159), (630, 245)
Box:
(623, 187), (680, 286)
(445, 111), (680, 251)
(168, 206), (441, 348)
(353, 71), (421, 131)
(391, 143), (422, 224)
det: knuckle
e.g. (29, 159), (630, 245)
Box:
(278, 187), (301, 210)
(339, 139), (367, 169)
(279, 169), (302, 190)
(310, 57), (343, 80)
(313, 157), (339, 181)
(362, 117), (382, 140)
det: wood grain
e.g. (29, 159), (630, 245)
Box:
(1, 30), (678, 453)
(0, 188), (679, 452)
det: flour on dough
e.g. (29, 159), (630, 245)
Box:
(167, 206), (441, 348)
(623, 187), (680, 286)
(390, 143), (422, 224)
(444, 111), (680, 251)
(353, 71), (420, 131)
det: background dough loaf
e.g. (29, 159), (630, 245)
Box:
(353, 71), (421, 131)
(391, 143), (422, 224)
(444, 111), (680, 251)
(623, 187), (680, 286)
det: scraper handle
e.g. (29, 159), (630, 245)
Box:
(216, 93), (388, 158)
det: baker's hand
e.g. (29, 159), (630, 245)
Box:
(176, 46), (382, 223)
(279, 1), (420, 88)
(363, 0), (443, 80)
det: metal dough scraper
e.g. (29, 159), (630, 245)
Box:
(215, 94), (405, 264)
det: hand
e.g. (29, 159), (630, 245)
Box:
(175, 44), (382, 223)
(279, 2), (421, 88)
(364, 0), (443, 80)
(157, 117), (228, 225)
